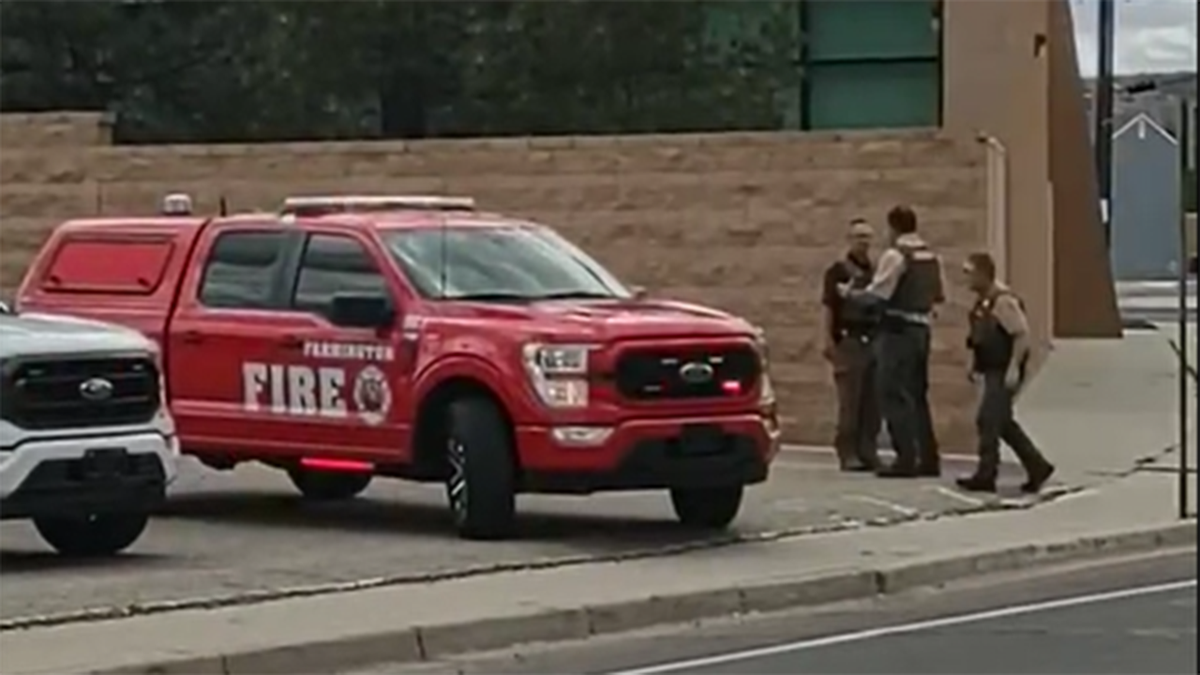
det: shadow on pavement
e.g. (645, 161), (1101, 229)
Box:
(159, 492), (721, 549)
(0, 549), (172, 575)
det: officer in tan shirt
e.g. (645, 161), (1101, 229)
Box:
(958, 252), (1055, 493)
(840, 206), (943, 478)
(821, 219), (882, 472)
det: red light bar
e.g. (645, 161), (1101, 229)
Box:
(300, 457), (375, 473)
(721, 380), (742, 395)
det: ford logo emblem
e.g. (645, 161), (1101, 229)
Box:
(79, 377), (115, 402)
(678, 362), (715, 385)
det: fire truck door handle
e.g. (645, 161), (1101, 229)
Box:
(179, 330), (205, 345)
(280, 335), (304, 350)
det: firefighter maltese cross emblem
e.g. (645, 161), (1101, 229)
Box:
(353, 365), (392, 426)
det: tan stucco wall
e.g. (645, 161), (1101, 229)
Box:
(1046, 0), (1122, 337)
(942, 0), (1121, 340)
(0, 122), (990, 450)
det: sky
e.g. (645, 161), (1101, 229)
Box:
(1070, 0), (1198, 76)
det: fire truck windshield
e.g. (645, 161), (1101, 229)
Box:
(382, 225), (632, 302)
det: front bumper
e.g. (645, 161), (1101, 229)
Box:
(515, 413), (780, 494)
(0, 431), (178, 519)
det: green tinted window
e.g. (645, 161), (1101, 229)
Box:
(806, 61), (941, 129)
(801, 0), (941, 129)
(805, 0), (939, 62)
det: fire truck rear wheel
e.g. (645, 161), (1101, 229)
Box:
(669, 486), (744, 530)
(33, 512), (150, 557)
(445, 396), (517, 540)
(287, 468), (372, 501)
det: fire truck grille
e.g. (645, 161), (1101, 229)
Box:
(614, 346), (760, 401)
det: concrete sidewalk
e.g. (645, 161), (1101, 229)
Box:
(1016, 331), (1196, 484)
(0, 470), (1191, 675)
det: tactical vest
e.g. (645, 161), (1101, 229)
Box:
(837, 257), (878, 333)
(888, 244), (943, 315)
(967, 290), (1023, 372)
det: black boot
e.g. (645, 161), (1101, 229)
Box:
(1021, 463), (1056, 493)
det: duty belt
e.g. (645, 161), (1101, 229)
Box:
(837, 328), (873, 342)
(884, 309), (931, 325)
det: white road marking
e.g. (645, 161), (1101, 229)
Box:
(772, 458), (825, 471)
(933, 485), (987, 507)
(1041, 487), (1096, 503)
(771, 498), (809, 513)
(782, 444), (986, 464)
(603, 579), (1198, 675)
(846, 494), (920, 518)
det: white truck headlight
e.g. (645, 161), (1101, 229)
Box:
(523, 343), (593, 408)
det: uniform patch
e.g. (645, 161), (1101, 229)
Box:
(353, 365), (392, 426)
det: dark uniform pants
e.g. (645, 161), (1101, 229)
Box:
(876, 323), (940, 470)
(974, 371), (1050, 481)
(833, 336), (880, 467)
(913, 350), (939, 459)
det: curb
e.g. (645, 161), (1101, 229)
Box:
(83, 520), (1197, 675)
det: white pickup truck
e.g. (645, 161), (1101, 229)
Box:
(0, 302), (178, 556)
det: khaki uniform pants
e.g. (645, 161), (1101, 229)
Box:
(833, 336), (881, 466)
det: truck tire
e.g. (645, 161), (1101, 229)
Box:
(287, 468), (372, 501)
(669, 486), (744, 530)
(445, 397), (517, 540)
(33, 512), (149, 557)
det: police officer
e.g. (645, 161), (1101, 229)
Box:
(957, 252), (1056, 493)
(841, 206), (943, 478)
(822, 219), (882, 472)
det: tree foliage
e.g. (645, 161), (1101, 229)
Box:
(0, 0), (801, 143)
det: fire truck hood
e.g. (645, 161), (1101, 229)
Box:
(438, 297), (758, 341)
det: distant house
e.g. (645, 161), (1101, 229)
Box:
(1083, 72), (1197, 212)
(1110, 112), (1184, 280)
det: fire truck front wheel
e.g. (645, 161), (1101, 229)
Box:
(445, 396), (517, 540)
(669, 485), (744, 530)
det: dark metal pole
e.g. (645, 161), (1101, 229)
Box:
(1094, 0), (1116, 248)
(1177, 96), (1193, 520)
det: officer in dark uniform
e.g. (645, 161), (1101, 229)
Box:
(841, 206), (944, 478)
(957, 252), (1056, 493)
(821, 219), (882, 472)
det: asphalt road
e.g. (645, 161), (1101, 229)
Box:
(352, 549), (1198, 675)
(0, 450), (1040, 624)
